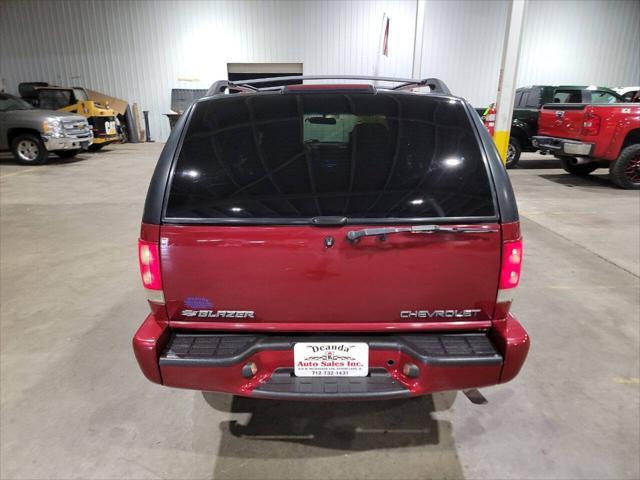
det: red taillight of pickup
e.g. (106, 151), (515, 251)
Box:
(495, 222), (523, 319)
(138, 238), (164, 304)
(581, 109), (601, 136)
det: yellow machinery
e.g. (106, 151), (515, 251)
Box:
(20, 84), (121, 150)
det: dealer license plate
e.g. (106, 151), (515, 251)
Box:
(294, 342), (369, 377)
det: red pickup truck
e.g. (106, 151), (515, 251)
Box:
(533, 103), (640, 189)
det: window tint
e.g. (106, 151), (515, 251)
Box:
(514, 91), (523, 107)
(554, 90), (582, 103)
(38, 90), (72, 110)
(166, 93), (496, 221)
(590, 91), (620, 104)
(525, 88), (540, 107)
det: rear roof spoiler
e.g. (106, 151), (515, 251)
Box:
(206, 75), (451, 97)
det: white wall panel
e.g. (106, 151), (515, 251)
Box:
(518, 0), (640, 87)
(419, 0), (640, 108)
(1, 0), (639, 141)
(420, 0), (509, 107)
(0, 0), (416, 140)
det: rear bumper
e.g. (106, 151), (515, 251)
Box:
(532, 136), (594, 156)
(133, 314), (529, 400)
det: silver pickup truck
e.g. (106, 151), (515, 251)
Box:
(0, 93), (93, 164)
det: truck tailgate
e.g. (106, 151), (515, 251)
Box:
(538, 104), (587, 139)
(161, 224), (501, 327)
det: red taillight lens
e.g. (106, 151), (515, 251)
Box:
(496, 223), (523, 318)
(499, 240), (523, 289)
(138, 239), (164, 303)
(581, 111), (601, 136)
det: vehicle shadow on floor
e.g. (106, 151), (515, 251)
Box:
(203, 392), (465, 480)
(539, 172), (615, 189)
(515, 158), (560, 169)
(0, 152), (93, 166)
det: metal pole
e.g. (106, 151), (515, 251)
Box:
(493, 0), (526, 164)
(143, 111), (153, 143)
(411, 0), (427, 79)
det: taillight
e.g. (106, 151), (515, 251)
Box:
(496, 223), (523, 318)
(499, 240), (523, 289)
(138, 239), (164, 303)
(581, 110), (601, 136)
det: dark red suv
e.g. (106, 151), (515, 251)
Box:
(133, 75), (529, 400)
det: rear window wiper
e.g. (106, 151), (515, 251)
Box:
(346, 225), (497, 242)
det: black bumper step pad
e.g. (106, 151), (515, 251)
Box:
(399, 334), (501, 364)
(252, 368), (410, 399)
(165, 334), (257, 360)
(160, 332), (502, 367)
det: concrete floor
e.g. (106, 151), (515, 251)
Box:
(1, 144), (638, 480)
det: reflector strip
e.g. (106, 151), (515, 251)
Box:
(497, 289), (514, 304)
(144, 288), (165, 304)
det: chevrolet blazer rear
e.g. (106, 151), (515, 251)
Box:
(133, 76), (529, 400)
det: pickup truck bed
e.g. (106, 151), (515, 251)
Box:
(533, 103), (640, 189)
(476, 85), (625, 168)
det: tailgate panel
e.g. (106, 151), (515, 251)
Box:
(538, 105), (586, 138)
(161, 224), (501, 325)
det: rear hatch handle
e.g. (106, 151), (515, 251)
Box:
(311, 216), (348, 226)
(346, 225), (497, 242)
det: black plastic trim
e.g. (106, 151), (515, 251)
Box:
(465, 102), (519, 224)
(540, 103), (588, 111)
(159, 332), (503, 368)
(252, 367), (410, 399)
(160, 215), (499, 226)
(142, 104), (195, 224)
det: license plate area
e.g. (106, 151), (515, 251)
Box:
(294, 342), (369, 377)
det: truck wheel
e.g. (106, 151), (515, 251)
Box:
(88, 144), (104, 152)
(609, 144), (640, 190)
(55, 150), (80, 159)
(559, 156), (599, 176)
(11, 134), (48, 165)
(506, 137), (521, 169)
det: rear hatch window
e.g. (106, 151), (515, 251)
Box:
(165, 92), (496, 222)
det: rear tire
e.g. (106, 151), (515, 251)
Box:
(609, 144), (640, 190)
(506, 137), (521, 169)
(559, 156), (599, 176)
(55, 149), (80, 158)
(10, 134), (48, 165)
(88, 143), (104, 152)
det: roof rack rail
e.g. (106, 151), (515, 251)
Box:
(206, 75), (451, 96)
(206, 80), (259, 96)
(391, 78), (451, 95)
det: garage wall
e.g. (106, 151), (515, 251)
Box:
(1, 0), (639, 141)
(518, 0), (640, 87)
(419, 0), (509, 109)
(0, 0), (416, 141)
(418, 0), (640, 108)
